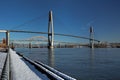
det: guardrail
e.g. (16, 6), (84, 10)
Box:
(35, 61), (76, 80)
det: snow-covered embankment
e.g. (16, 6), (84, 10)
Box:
(10, 49), (49, 80)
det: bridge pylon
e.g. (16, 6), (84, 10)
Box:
(48, 10), (54, 49)
(90, 26), (94, 49)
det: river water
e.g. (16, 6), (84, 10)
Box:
(16, 48), (120, 80)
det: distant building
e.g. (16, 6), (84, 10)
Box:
(0, 38), (6, 48)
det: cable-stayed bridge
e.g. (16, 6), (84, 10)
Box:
(0, 28), (100, 49)
(0, 10), (100, 49)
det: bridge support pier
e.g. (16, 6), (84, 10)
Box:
(89, 26), (94, 49)
(29, 43), (32, 49)
(6, 31), (10, 51)
(48, 10), (54, 49)
(11, 42), (15, 50)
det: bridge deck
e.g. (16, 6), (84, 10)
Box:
(0, 52), (7, 78)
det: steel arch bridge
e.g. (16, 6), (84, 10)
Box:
(7, 36), (82, 48)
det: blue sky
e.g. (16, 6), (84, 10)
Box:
(0, 0), (120, 43)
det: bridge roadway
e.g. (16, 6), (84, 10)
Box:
(8, 30), (100, 42)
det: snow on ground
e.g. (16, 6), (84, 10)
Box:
(0, 52), (7, 69)
(0, 52), (7, 77)
(9, 49), (49, 80)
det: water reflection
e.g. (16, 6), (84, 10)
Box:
(89, 49), (95, 75)
(48, 49), (55, 67)
(90, 49), (95, 66)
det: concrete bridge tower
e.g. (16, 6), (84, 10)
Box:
(90, 26), (94, 48)
(48, 10), (54, 49)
